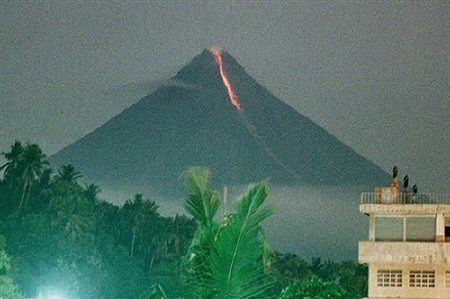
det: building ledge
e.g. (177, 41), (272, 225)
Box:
(359, 204), (450, 215)
(358, 241), (450, 264)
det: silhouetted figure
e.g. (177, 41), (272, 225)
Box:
(390, 166), (400, 203)
(412, 184), (418, 203)
(403, 175), (409, 203)
(403, 175), (409, 189)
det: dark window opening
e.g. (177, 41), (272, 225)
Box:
(445, 226), (450, 242)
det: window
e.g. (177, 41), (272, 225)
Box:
(375, 217), (403, 241)
(445, 226), (450, 242)
(377, 270), (402, 287)
(446, 271), (450, 287)
(446, 218), (450, 242)
(405, 217), (435, 241)
(375, 216), (437, 242)
(409, 270), (435, 287)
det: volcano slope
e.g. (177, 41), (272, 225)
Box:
(51, 50), (389, 259)
(51, 49), (388, 197)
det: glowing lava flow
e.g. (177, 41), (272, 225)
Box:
(212, 49), (301, 181)
(212, 48), (242, 110)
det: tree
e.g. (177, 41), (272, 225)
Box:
(0, 236), (21, 299)
(166, 214), (195, 257)
(1, 141), (194, 298)
(84, 183), (101, 203)
(121, 194), (159, 258)
(332, 261), (368, 297)
(0, 141), (25, 212)
(270, 252), (313, 290)
(17, 144), (49, 211)
(0, 141), (24, 181)
(278, 277), (355, 299)
(56, 164), (82, 186)
(184, 167), (275, 298)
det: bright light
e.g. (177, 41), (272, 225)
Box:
(36, 288), (68, 299)
(47, 293), (65, 299)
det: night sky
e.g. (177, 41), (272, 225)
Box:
(1, 1), (448, 191)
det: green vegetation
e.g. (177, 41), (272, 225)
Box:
(278, 277), (353, 299)
(0, 141), (367, 298)
(270, 255), (368, 296)
(0, 236), (21, 298)
(183, 167), (274, 298)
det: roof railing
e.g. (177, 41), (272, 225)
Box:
(360, 192), (450, 205)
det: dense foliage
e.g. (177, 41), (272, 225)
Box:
(0, 236), (21, 298)
(0, 142), (367, 298)
(270, 254), (368, 297)
(278, 277), (353, 299)
(0, 141), (196, 298)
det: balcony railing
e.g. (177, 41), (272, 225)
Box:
(361, 192), (450, 205)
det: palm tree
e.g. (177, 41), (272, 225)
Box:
(57, 164), (82, 185)
(1, 141), (25, 210)
(17, 144), (49, 211)
(84, 183), (101, 234)
(184, 167), (275, 298)
(123, 194), (158, 257)
(0, 141), (24, 183)
(84, 183), (101, 204)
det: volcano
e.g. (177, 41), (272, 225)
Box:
(50, 49), (388, 198)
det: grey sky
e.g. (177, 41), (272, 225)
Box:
(1, 1), (449, 191)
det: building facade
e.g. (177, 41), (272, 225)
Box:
(358, 188), (450, 298)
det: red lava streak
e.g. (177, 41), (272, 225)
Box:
(212, 48), (242, 110)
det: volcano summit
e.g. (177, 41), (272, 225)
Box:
(51, 49), (388, 198)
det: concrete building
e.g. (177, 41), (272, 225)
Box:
(358, 188), (450, 298)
